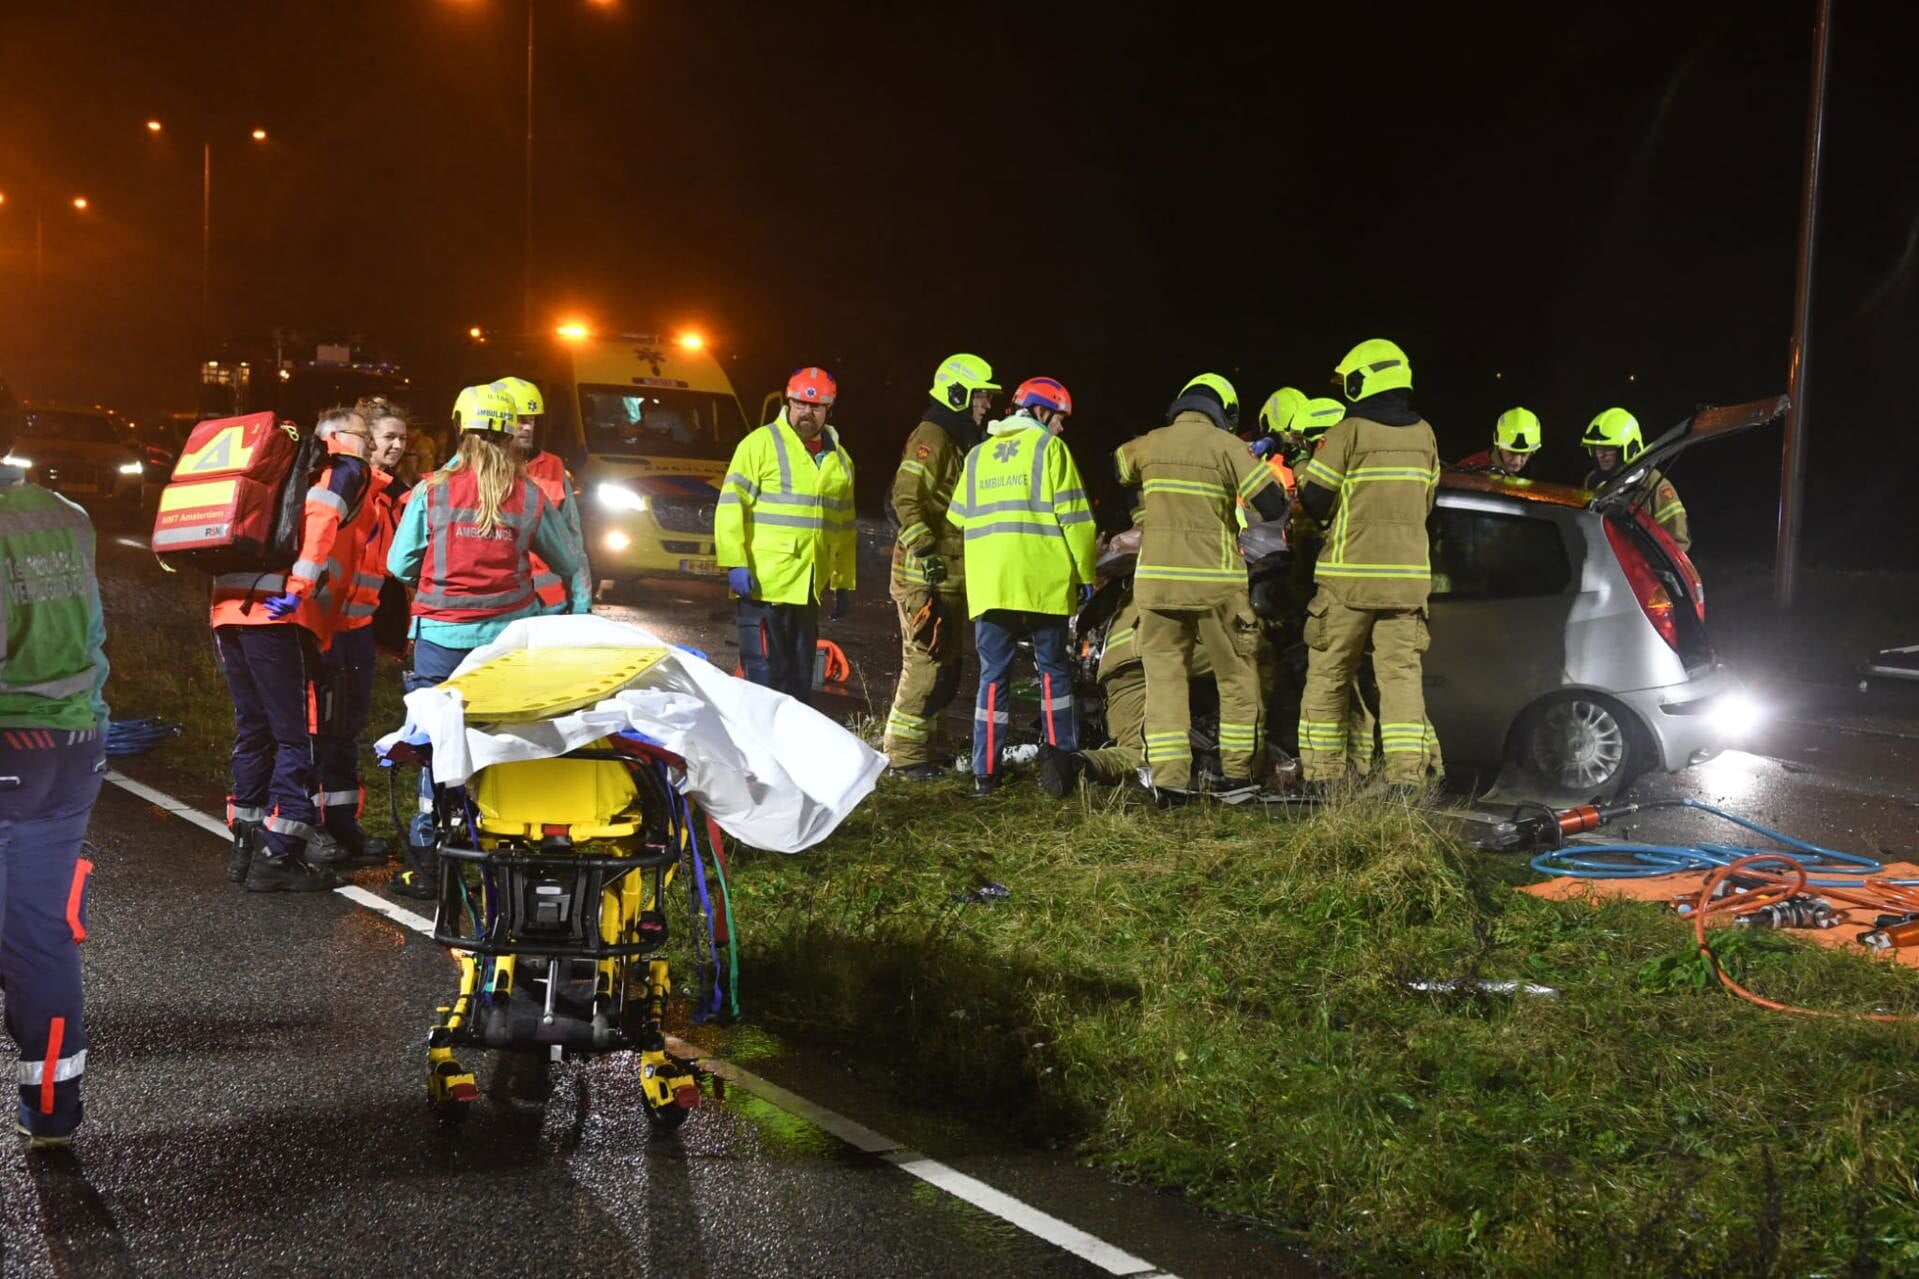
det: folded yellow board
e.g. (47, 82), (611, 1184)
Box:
(441, 646), (670, 723)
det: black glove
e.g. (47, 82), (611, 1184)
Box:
(918, 552), (947, 586)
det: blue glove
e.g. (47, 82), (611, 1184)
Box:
(1079, 583), (1095, 606)
(1250, 434), (1280, 460)
(727, 567), (757, 599)
(262, 591), (301, 620)
(830, 588), (851, 621)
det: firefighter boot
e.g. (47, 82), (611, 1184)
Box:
(226, 819), (264, 884)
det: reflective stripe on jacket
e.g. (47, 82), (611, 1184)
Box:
(522, 450), (591, 610)
(948, 416), (1095, 618)
(1301, 413), (1440, 609)
(410, 469), (543, 622)
(1115, 412), (1279, 609)
(713, 413), (857, 606)
(889, 418), (967, 589)
(209, 441), (369, 631)
(314, 464), (394, 639)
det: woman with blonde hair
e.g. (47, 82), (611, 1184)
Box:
(385, 384), (590, 897)
(387, 383), (590, 688)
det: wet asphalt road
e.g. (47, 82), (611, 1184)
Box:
(0, 777), (1306, 1279)
(37, 510), (1919, 1277)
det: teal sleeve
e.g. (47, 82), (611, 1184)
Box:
(558, 473), (593, 608)
(387, 493), (428, 584)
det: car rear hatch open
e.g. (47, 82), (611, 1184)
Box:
(1589, 396), (1788, 671)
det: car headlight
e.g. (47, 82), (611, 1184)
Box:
(596, 483), (649, 513)
(2, 454), (32, 469)
(119, 461), (144, 476)
(1709, 690), (1763, 740)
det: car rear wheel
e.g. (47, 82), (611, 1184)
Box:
(1511, 693), (1648, 800)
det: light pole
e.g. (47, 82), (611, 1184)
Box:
(513, 0), (615, 333)
(0, 189), (89, 287)
(143, 120), (267, 337)
(1774, 0), (1834, 609)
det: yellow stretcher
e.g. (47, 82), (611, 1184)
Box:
(419, 646), (714, 1128)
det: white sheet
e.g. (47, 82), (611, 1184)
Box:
(376, 615), (887, 854)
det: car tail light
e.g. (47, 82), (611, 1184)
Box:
(1633, 509), (1704, 621)
(1604, 519), (1678, 651)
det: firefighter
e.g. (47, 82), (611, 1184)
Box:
(1037, 590), (1177, 795)
(303, 407), (395, 871)
(1583, 407), (1689, 550)
(0, 423), (108, 1146)
(1247, 386), (1306, 498)
(493, 375), (591, 612)
(386, 385), (591, 898)
(715, 366), (856, 704)
(1117, 373), (1290, 805)
(1295, 339), (1441, 793)
(1456, 407), (1541, 476)
(947, 377), (1094, 796)
(211, 405), (374, 891)
(882, 353), (999, 779)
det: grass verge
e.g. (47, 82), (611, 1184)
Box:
(105, 633), (1919, 1275)
(726, 778), (1919, 1277)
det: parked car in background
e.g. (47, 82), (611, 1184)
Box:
(8, 402), (154, 512)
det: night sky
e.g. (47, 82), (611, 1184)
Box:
(2, 1), (1914, 568)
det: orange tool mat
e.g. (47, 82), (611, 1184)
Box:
(1521, 861), (1919, 968)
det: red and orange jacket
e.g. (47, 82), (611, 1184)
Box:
(521, 450), (590, 611)
(209, 438), (372, 635)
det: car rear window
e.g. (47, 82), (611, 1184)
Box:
(1431, 507), (1571, 599)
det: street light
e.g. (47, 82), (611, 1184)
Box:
(143, 120), (270, 336)
(0, 189), (92, 285)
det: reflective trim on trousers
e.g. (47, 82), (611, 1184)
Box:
(266, 813), (315, 840)
(16, 1048), (87, 1086)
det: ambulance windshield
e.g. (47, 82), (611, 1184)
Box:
(579, 384), (746, 459)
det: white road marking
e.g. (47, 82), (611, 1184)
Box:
(106, 770), (232, 840)
(335, 883), (436, 935)
(103, 772), (1181, 1278)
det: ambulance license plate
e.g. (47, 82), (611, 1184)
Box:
(678, 558), (720, 576)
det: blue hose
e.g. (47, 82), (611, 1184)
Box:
(105, 717), (181, 756)
(1529, 798), (1919, 887)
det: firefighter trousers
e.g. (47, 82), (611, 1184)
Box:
(1081, 662), (1145, 785)
(883, 584), (968, 766)
(1138, 598), (1263, 792)
(1, 728), (106, 1140)
(1299, 598), (1432, 784)
(215, 624), (318, 857)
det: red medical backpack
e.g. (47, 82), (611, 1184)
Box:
(150, 412), (313, 573)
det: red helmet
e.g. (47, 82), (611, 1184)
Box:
(1012, 376), (1072, 416)
(785, 366), (837, 406)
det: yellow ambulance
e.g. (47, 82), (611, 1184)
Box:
(465, 327), (751, 590)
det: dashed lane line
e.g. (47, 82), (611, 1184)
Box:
(103, 772), (1179, 1279)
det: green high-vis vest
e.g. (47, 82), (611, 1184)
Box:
(0, 481), (105, 730)
(947, 417), (1096, 619)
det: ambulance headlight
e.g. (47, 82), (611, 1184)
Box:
(596, 483), (648, 513)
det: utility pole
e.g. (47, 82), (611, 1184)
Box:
(522, 0), (536, 334)
(1774, 0), (1834, 608)
(202, 141), (213, 338)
